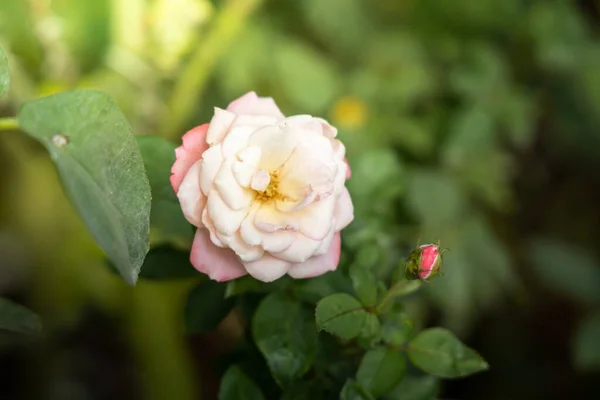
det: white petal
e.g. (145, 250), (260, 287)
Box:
(214, 158), (254, 210)
(243, 255), (291, 282)
(314, 226), (335, 255)
(233, 146), (261, 188)
(200, 145), (224, 195)
(254, 205), (299, 233)
(287, 233), (341, 279)
(176, 160), (205, 227)
(249, 124), (303, 171)
(206, 108), (236, 145)
(272, 234), (321, 263)
(250, 169), (270, 191)
(240, 204), (263, 246)
(221, 125), (256, 158)
(219, 232), (264, 262)
(261, 231), (296, 253)
(234, 114), (280, 127)
(206, 190), (248, 236)
(297, 195), (336, 240)
(202, 208), (224, 247)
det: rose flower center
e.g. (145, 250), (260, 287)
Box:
(252, 169), (287, 202)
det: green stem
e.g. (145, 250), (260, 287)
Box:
(159, 0), (263, 140)
(375, 279), (422, 314)
(0, 117), (19, 131)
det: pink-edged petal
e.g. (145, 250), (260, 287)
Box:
(171, 124), (209, 193)
(345, 157), (351, 180)
(206, 190), (248, 235)
(190, 229), (247, 282)
(227, 91), (285, 118)
(242, 255), (291, 282)
(206, 108), (236, 145)
(315, 117), (338, 138)
(272, 234), (321, 263)
(287, 233), (341, 279)
(334, 188), (354, 231)
(177, 160), (205, 227)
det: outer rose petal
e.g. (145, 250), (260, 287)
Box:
(177, 160), (205, 227)
(287, 233), (341, 279)
(227, 92), (285, 118)
(334, 188), (354, 231)
(190, 229), (247, 282)
(344, 157), (351, 180)
(171, 124), (209, 193)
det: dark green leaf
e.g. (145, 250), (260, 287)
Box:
(219, 365), (265, 400)
(138, 246), (198, 280)
(225, 275), (290, 299)
(315, 293), (367, 340)
(384, 374), (440, 400)
(137, 136), (193, 247)
(293, 271), (353, 304)
(350, 264), (378, 306)
(0, 46), (9, 97)
(252, 293), (317, 387)
(357, 348), (406, 397)
(18, 90), (151, 285)
(184, 280), (233, 334)
(381, 313), (414, 346)
(358, 313), (381, 348)
(407, 328), (488, 378)
(572, 312), (600, 372)
(340, 380), (374, 400)
(528, 238), (600, 303)
(0, 298), (41, 335)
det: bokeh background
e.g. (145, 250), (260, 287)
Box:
(1, 0), (600, 399)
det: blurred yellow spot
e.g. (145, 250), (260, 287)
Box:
(330, 96), (368, 129)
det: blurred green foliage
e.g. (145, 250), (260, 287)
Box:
(1, 0), (600, 399)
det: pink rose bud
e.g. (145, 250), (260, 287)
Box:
(170, 92), (354, 283)
(404, 243), (444, 281)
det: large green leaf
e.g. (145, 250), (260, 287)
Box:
(252, 292), (318, 387)
(184, 280), (234, 334)
(218, 365), (265, 400)
(572, 312), (600, 372)
(137, 136), (193, 247)
(384, 374), (440, 400)
(407, 328), (488, 378)
(0, 46), (9, 97)
(357, 348), (406, 398)
(274, 39), (341, 114)
(315, 293), (368, 340)
(528, 238), (600, 304)
(18, 90), (151, 285)
(0, 298), (41, 335)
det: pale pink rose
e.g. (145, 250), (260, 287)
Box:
(171, 92), (354, 282)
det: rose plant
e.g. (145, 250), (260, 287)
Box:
(0, 45), (489, 399)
